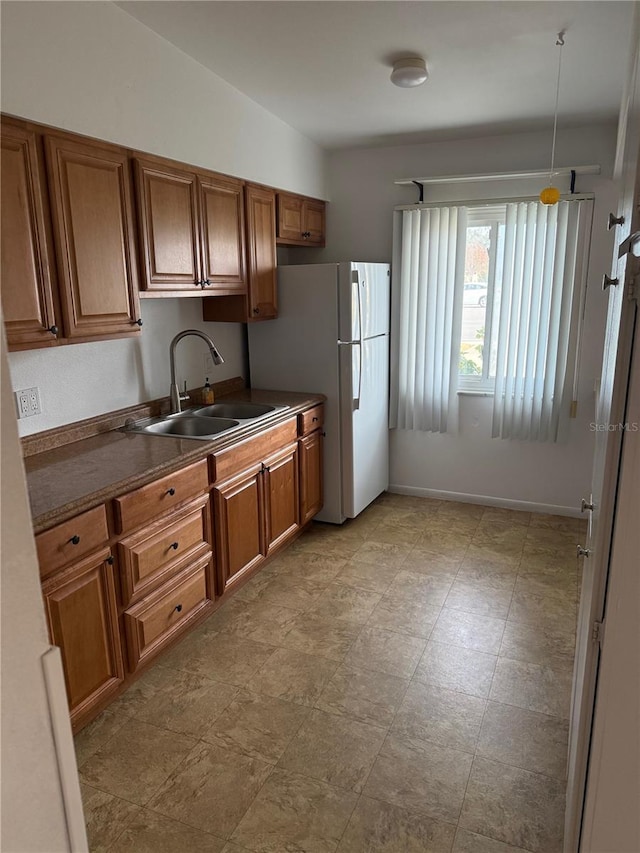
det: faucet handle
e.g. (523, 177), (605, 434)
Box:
(180, 380), (190, 403)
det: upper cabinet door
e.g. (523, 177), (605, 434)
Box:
(45, 136), (141, 340)
(135, 159), (201, 291)
(245, 184), (277, 320)
(0, 121), (59, 349)
(277, 193), (303, 242)
(302, 199), (325, 245)
(199, 174), (246, 292)
(276, 192), (326, 247)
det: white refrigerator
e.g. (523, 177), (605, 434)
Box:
(248, 262), (390, 524)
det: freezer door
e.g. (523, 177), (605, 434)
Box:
(338, 262), (390, 342)
(339, 333), (389, 517)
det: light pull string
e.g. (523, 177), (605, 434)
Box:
(549, 31), (565, 184)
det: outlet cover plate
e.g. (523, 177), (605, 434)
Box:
(15, 386), (42, 419)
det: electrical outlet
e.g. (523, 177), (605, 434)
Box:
(15, 386), (42, 419)
(204, 353), (214, 373)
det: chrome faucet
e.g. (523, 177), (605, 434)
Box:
(169, 329), (224, 413)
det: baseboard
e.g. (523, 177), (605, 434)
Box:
(387, 484), (582, 518)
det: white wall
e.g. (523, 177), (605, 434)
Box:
(1, 328), (82, 852)
(294, 126), (618, 512)
(1, 0), (326, 436)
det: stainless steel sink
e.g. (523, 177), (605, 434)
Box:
(130, 416), (239, 440)
(191, 402), (278, 420)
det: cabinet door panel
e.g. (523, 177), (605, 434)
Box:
(1, 122), (58, 348)
(45, 136), (140, 338)
(303, 199), (326, 245)
(214, 466), (264, 593)
(299, 431), (324, 524)
(264, 443), (300, 555)
(245, 185), (277, 319)
(43, 549), (124, 721)
(135, 160), (201, 290)
(277, 194), (303, 241)
(200, 175), (246, 291)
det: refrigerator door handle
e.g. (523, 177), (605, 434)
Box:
(351, 269), (363, 344)
(338, 341), (362, 410)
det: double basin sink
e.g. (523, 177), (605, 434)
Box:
(126, 402), (289, 441)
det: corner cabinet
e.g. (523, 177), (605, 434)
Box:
(134, 157), (246, 296)
(276, 191), (326, 247)
(203, 183), (277, 323)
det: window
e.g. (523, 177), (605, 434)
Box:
(390, 198), (592, 441)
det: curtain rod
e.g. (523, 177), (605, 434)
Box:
(394, 192), (594, 212)
(394, 166), (600, 186)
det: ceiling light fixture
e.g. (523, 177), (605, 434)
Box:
(540, 31), (565, 206)
(390, 57), (428, 88)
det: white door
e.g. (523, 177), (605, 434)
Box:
(564, 23), (640, 851)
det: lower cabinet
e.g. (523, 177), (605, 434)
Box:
(41, 547), (124, 726)
(264, 443), (300, 556)
(299, 429), (324, 525)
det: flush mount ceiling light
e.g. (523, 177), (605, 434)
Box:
(390, 57), (428, 88)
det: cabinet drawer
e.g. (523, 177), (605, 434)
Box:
(124, 558), (210, 670)
(113, 460), (208, 533)
(298, 405), (324, 436)
(36, 504), (109, 579)
(118, 494), (210, 605)
(211, 417), (297, 483)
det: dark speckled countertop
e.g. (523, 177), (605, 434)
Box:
(25, 388), (324, 533)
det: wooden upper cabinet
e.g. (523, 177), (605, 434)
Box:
(276, 192), (325, 247)
(135, 159), (201, 291)
(245, 184), (277, 319)
(45, 135), (141, 340)
(199, 174), (246, 292)
(0, 121), (60, 349)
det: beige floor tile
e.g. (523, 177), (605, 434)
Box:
(514, 572), (577, 599)
(289, 527), (362, 558)
(454, 828), (533, 853)
(415, 529), (472, 560)
(376, 493), (441, 511)
(79, 719), (196, 806)
(390, 507), (442, 529)
(267, 551), (348, 584)
(525, 528), (579, 553)
(529, 514), (587, 535)
(351, 540), (412, 569)
(477, 702), (569, 780)
(308, 583), (382, 624)
(430, 608), (506, 655)
(500, 621), (575, 668)
(160, 630), (275, 687)
(232, 769), (357, 852)
(508, 588), (576, 630)
(109, 808), (226, 852)
(206, 597), (302, 645)
(118, 666), (238, 738)
(480, 508), (532, 527)
(445, 578), (514, 619)
(74, 705), (130, 767)
(472, 523), (528, 557)
(335, 558), (401, 594)
(457, 555), (519, 584)
(202, 689), (309, 763)
(235, 572), (326, 610)
(415, 641), (497, 698)
(402, 548), (462, 578)
(364, 734), (473, 823)
(280, 613), (362, 661)
(520, 542), (576, 571)
(367, 595), (441, 638)
(277, 708), (386, 792)
(464, 543), (522, 569)
(221, 844), (252, 853)
(337, 795), (456, 852)
(368, 522), (422, 547)
(459, 757), (565, 853)
(148, 743), (273, 838)
(80, 784), (140, 853)
(245, 646), (338, 706)
(392, 681), (486, 752)
(438, 501), (485, 522)
(344, 627), (427, 678)
(490, 658), (573, 719)
(387, 569), (455, 607)
(315, 665), (409, 728)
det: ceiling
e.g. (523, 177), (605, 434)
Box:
(117, 1), (634, 150)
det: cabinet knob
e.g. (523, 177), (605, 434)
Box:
(170, 541), (179, 550)
(48, 325), (59, 336)
(132, 318), (143, 327)
(253, 307), (260, 315)
(166, 487), (176, 496)
(174, 603), (183, 613)
(105, 555), (115, 565)
(608, 212), (625, 230)
(312, 416), (318, 422)
(69, 534), (80, 545)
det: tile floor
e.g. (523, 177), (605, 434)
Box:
(77, 493), (585, 853)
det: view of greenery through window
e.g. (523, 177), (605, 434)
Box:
(459, 225), (490, 376)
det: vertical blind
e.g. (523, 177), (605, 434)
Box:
(389, 206), (467, 432)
